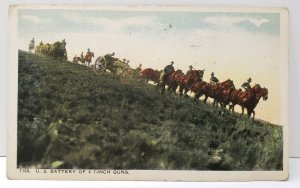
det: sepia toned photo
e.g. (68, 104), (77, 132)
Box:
(7, 5), (288, 181)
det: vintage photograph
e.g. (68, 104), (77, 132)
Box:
(8, 5), (288, 181)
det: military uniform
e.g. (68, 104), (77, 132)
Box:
(86, 49), (92, 57)
(29, 38), (35, 48)
(105, 52), (115, 57)
(136, 64), (142, 72)
(241, 78), (252, 91)
(62, 39), (66, 47)
(161, 61), (175, 82)
(164, 62), (174, 75)
(210, 72), (219, 85)
(30, 38), (35, 45)
(186, 65), (193, 75)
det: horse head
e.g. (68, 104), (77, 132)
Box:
(252, 84), (268, 100)
(187, 70), (203, 82)
(171, 69), (184, 80)
(261, 87), (268, 100)
(176, 69), (183, 74)
(253, 84), (261, 90)
(198, 69), (205, 79)
(220, 79), (234, 89)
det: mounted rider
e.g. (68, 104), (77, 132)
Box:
(61, 39), (67, 59)
(186, 65), (193, 75)
(160, 61), (175, 82)
(86, 48), (92, 56)
(30, 38), (35, 46)
(241, 78), (252, 91)
(61, 39), (66, 48)
(210, 72), (219, 85)
(136, 64), (142, 72)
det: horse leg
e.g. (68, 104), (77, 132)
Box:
(240, 107), (244, 117)
(171, 84), (178, 95)
(231, 104), (235, 113)
(221, 103), (226, 112)
(156, 82), (160, 90)
(178, 86), (184, 97)
(160, 83), (165, 95)
(203, 95), (208, 104)
(194, 91), (200, 101)
(247, 109), (252, 119)
(184, 88), (189, 98)
(252, 110), (255, 121)
(213, 99), (218, 107)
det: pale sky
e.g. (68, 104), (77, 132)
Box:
(18, 9), (282, 125)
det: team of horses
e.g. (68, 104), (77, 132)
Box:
(35, 41), (67, 60)
(30, 39), (268, 120)
(140, 68), (268, 120)
(73, 52), (95, 66)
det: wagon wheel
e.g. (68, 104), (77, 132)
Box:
(119, 67), (133, 83)
(94, 57), (107, 75)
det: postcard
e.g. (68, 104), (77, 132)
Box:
(7, 4), (288, 181)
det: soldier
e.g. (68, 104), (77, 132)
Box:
(62, 39), (66, 47)
(86, 48), (92, 57)
(103, 52), (116, 66)
(123, 58), (126, 63)
(210, 72), (219, 85)
(136, 64), (142, 72)
(241, 78), (252, 91)
(105, 52), (115, 58)
(126, 60), (130, 64)
(161, 61), (175, 82)
(29, 38), (35, 53)
(61, 39), (67, 59)
(39, 41), (43, 46)
(80, 52), (84, 59)
(30, 38), (35, 46)
(186, 65), (193, 75)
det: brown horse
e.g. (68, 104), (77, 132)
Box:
(140, 68), (161, 84)
(213, 79), (235, 108)
(159, 69), (184, 95)
(177, 70), (205, 97)
(220, 84), (236, 109)
(204, 79), (235, 107)
(160, 68), (178, 95)
(73, 56), (84, 64)
(190, 80), (210, 100)
(167, 70), (185, 93)
(84, 52), (94, 66)
(191, 79), (235, 109)
(230, 84), (268, 119)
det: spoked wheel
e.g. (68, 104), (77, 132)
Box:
(119, 67), (133, 83)
(94, 57), (107, 75)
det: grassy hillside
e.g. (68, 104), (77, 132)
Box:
(18, 51), (283, 170)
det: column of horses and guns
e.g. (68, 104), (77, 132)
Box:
(28, 38), (269, 120)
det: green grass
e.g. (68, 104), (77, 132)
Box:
(17, 50), (283, 170)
